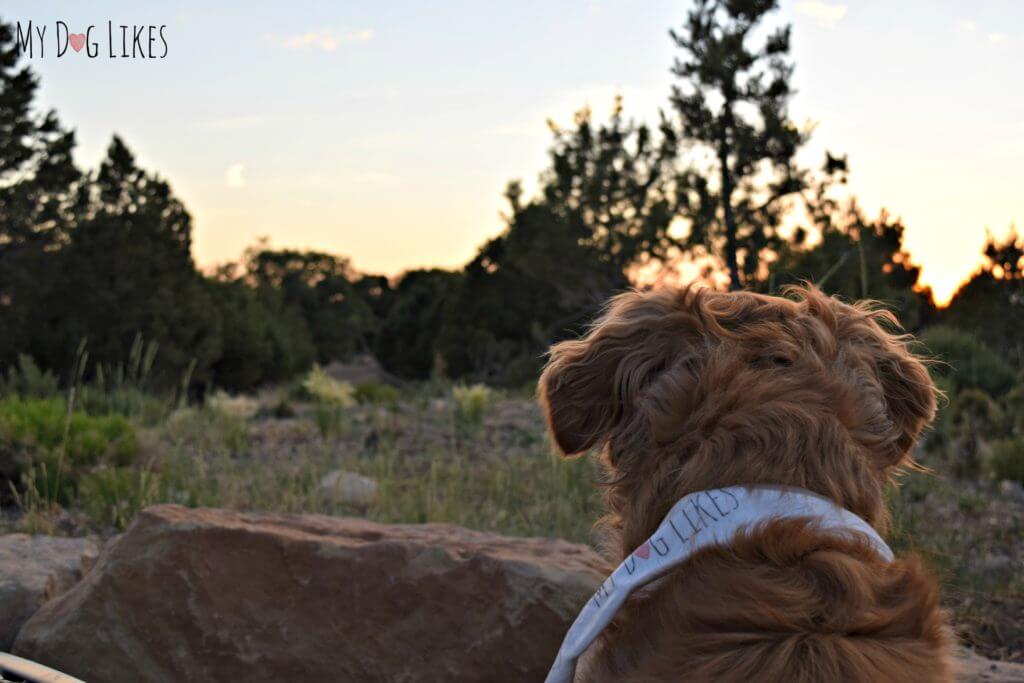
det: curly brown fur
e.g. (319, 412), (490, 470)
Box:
(539, 285), (953, 682)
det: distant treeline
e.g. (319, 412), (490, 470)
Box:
(0, 8), (1021, 391)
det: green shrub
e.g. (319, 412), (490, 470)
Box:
(353, 381), (401, 406)
(313, 403), (349, 439)
(990, 438), (1024, 484)
(79, 466), (162, 530)
(0, 397), (137, 503)
(452, 384), (493, 429)
(302, 366), (355, 407)
(77, 385), (170, 426)
(920, 326), (1016, 397)
(0, 397), (136, 466)
(0, 355), (59, 398)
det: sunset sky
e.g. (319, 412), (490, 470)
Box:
(7, 0), (1022, 304)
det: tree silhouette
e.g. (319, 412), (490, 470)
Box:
(983, 227), (1023, 281)
(541, 99), (679, 279)
(945, 228), (1024, 369)
(435, 102), (677, 382)
(0, 20), (80, 368)
(39, 136), (222, 385)
(243, 247), (377, 363)
(670, 0), (807, 289)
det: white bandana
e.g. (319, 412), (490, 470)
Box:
(544, 485), (894, 683)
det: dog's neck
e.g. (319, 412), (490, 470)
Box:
(601, 450), (892, 561)
(546, 485), (894, 683)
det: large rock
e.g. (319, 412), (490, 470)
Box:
(13, 505), (605, 683)
(11, 507), (1022, 683)
(0, 534), (98, 650)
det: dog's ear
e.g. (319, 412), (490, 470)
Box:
(876, 343), (937, 461)
(538, 288), (698, 456)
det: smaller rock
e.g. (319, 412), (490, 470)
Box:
(955, 646), (1024, 682)
(318, 470), (378, 507)
(998, 479), (1024, 501)
(976, 553), (1015, 579)
(0, 534), (99, 649)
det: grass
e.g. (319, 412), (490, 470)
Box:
(141, 395), (601, 543)
(888, 468), (1024, 660)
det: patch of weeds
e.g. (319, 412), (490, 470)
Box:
(162, 406), (247, 455)
(354, 382), (401, 407)
(452, 384), (493, 433)
(79, 466), (161, 530)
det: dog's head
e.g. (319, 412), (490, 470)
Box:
(538, 285), (936, 551)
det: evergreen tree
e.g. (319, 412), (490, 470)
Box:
(39, 137), (222, 386)
(540, 99), (679, 279)
(765, 155), (935, 329)
(436, 102), (677, 382)
(0, 19), (81, 367)
(374, 269), (459, 379)
(206, 270), (315, 391)
(670, 0), (807, 289)
(768, 201), (935, 330)
(243, 247), (377, 363)
(945, 229), (1024, 369)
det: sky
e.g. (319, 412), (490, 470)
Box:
(5, 0), (1023, 305)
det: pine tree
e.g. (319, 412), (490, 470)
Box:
(670, 0), (807, 289)
(435, 101), (679, 381)
(541, 98), (680, 280)
(40, 136), (222, 385)
(945, 228), (1024, 369)
(0, 19), (81, 366)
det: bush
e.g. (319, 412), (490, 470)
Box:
(0, 397), (137, 465)
(991, 438), (1024, 484)
(452, 384), (493, 428)
(301, 366), (355, 407)
(920, 325), (1017, 397)
(79, 466), (161, 530)
(206, 390), (260, 420)
(77, 385), (171, 426)
(0, 355), (59, 398)
(0, 397), (137, 502)
(353, 381), (401, 406)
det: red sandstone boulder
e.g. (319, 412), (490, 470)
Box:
(13, 505), (606, 682)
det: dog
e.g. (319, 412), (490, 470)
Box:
(539, 285), (952, 682)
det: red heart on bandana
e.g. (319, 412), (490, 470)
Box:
(634, 542), (651, 560)
(69, 33), (86, 52)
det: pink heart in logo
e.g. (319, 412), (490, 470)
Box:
(634, 542), (651, 560)
(69, 33), (86, 52)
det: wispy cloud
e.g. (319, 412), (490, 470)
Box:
(203, 115), (270, 131)
(225, 163), (246, 188)
(796, 1), (848, 29)
(267, 29), (375, 52)
(957, 19), (978, 34)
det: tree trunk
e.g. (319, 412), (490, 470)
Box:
(718, 142), (741, 291)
